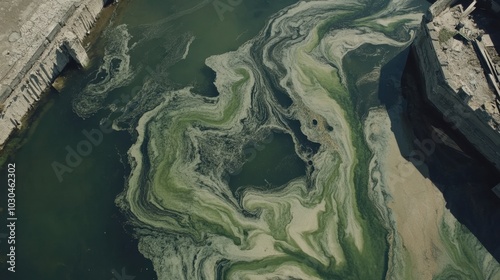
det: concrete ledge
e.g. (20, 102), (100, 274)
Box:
(0, 0), (107, 150)
(46, 23), (63, 42)
(412, 20), (500, 170)
(0, 85), (13, 103)
(426, 0), (458, 21)
(59, 4), (77, 26)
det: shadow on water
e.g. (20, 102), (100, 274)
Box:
(378, 46), (500, 262)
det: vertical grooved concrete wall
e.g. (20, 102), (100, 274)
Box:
(0, 0), (106, 149)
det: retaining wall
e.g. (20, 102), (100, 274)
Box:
(412, 19), (500, 170)
(0, 0), (106, 149)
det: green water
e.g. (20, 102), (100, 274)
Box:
(0, 71), (156, 279)
(1, 0), (500, 279)
(0, 0), (301, 279)
(228, 132), (306, 194)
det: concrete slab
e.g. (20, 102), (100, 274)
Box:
(0, 0), (105, 150)
(483, 34), (494, 48)
(0, 0), (79, 81)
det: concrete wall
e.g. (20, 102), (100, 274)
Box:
(0, 0), (105, 149)
(412, 19), (500, 170)
(426, 0), (458, 21)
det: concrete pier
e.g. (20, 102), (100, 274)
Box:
(0, 0), (107, 150)
(412, 0), (500, 170)
(63, 31), (90, 67)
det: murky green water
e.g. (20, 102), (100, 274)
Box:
(1, 0), (499, 279)
(0, 0), (300, 279)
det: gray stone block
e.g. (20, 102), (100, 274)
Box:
(46, 23), (62, 42)
(0, 84), (13, 102)
(59, 4), (77, 26)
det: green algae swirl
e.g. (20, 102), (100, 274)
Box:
(115, 0), (500, 279)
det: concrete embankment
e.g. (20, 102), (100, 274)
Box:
(411, 0), (500, 170)
(0, 0), (109, 150)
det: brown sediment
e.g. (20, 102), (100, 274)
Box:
(365, 107), (448, 278)
(383, 113), (448, 278)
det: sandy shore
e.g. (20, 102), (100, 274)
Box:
(380, 106), (448, 277)
(366, 104), (500, 279)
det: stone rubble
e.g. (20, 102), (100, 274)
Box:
(413, 0), (500, 170)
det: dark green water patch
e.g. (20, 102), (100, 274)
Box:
(0, 91), (156, 280)
(268, 77), (293, 109)
(121, 0), (299, 95)
(229, 132), (306, 196)
(0, 39), (156, 280)
(191, 65), (219, 97)
(286, 119), (321, 155)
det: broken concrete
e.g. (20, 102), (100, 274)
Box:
(412, 0), (500, 170)
(0, 0), (107, 150)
